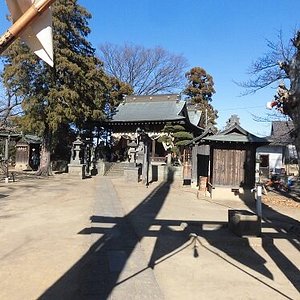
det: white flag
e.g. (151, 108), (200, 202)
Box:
(6, 0), (54, 67)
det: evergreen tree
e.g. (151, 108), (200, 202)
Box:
(158, 122), (193, 158)
(184, 67), (218, 127)
(1, 0), (109, 175)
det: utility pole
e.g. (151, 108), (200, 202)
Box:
(0, 0), (56, 54)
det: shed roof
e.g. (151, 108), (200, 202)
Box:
(203, 122), (269, 144)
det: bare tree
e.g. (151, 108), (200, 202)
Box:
(241, 30), (300, 168)
(99, 43), (188, 95)
(0, 88), (22, 130)
(239, 31), (295, 94)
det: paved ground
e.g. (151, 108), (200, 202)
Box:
(0, 173), (299, 299)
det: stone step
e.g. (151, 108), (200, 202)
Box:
(104, 163), (125, 176)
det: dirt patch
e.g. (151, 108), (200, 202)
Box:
(262, 189), (300, 208)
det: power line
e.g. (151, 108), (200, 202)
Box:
(219, 105), (263, 111)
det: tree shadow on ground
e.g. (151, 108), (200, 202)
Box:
(39, 173), (298, 299)
(38, 169), (175, 299)
(238, 189), (300, 294)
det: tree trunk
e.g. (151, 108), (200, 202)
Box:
(291, 114), (300, 169)
(287, 33), (300, 171)
(36, 128), (52, 176)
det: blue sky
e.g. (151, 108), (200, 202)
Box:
(1, 0), (299, 136)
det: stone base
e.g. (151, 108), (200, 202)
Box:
(228, 209), (261, 237)
(211, 187), (255, 201)
(124, 166), (141, 183)
(68, 164), (86, 179)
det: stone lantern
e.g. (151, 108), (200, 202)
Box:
(71, 136), (83, 164)
(68, 136), (86, 179)
(127, 140), (138, 165)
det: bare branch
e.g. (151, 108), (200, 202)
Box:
(238, 30), (296, 94)
(0, 88), (22, 129)
(99, 43), (188, 95)
(251, 111), (288, 123)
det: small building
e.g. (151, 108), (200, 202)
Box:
(192, 115), (269, 199)
(15, 135), (41, 171)
(256, 121), (298, 176)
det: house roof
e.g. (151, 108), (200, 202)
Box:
(203, 118), (269, 144)
(24, 134), (42, 144)
(269, 121), (295, 145)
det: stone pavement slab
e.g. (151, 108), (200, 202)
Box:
(77, 177), (163, 300)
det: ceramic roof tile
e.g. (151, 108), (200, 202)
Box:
(110, 100), (186, 122)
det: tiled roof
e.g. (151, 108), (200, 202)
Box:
(270, 121), (295, 145)
(203, 123), (269, 144)
(109, 94), (186, 123)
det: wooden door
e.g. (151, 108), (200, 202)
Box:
(213, 149), (246, 186)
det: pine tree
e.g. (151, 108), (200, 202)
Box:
(158, 123), (193, 157)
(1, 0), (109, 175)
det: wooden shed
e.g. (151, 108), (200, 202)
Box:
(15, 135), (41, 171)
(196, 115), (269, 199)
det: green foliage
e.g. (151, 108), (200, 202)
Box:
(159, 122), (193, 154)
(106, 76), (133, 108)
(157, 134), (172, 145)
(184, 67), (218, 127)
(163, 123), (175, 134)
(0, 0), (118, 160)
(173, 131), (193, 140)
(175, 140), (191, 146)
(172, 126), (193, 147)
(172, 124), (186, 132)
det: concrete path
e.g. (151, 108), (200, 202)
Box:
(0, 173), (299, 299)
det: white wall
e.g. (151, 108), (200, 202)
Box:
(256, 145), (283, 172)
